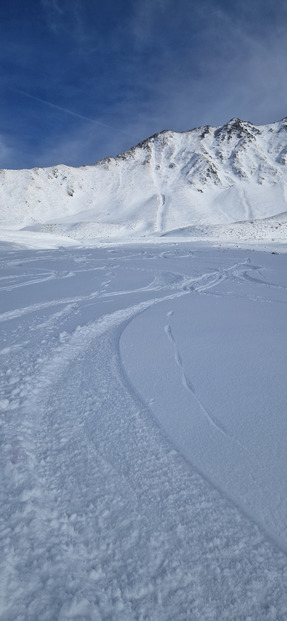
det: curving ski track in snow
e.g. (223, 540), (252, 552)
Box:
(1, 244), (287, 620)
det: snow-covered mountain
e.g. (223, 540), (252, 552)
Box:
(1, 117), (287, 246)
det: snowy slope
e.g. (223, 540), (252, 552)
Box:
(1, 117), (287, 246)
(1, 244), (287, 620)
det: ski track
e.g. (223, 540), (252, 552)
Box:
(164, 322), (231, 437)
(163, 320), (260, 492)
(1, 245), (287, 620)
(0, 273), (67, 292)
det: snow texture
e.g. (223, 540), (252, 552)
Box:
(1, 243), (287, 620)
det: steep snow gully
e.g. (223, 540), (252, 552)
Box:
(1, 243), (287, 620)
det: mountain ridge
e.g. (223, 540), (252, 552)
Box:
(1, 117), (287, 246)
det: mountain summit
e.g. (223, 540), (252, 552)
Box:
(1, 117), (287, 246)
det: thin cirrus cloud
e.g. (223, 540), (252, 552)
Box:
(1, 0), (287, 169)
(127, 0), (287, 127)
(9, 88), (130, 133)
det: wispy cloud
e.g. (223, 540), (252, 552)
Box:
(40, 0), (66, 35)
(40, 0), (90, 46)
(123, 0), (287, 130)
(41, 0), (64, 15)
(1, 0), (287, 169)
(9, 88), (119, 131)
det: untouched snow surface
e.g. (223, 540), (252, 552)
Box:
(1, 242), (287, 620)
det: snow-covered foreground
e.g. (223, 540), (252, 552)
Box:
(1, 242), (287, 620)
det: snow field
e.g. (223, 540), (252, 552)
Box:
(0, 244), (287, 620)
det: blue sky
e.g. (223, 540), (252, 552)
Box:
(1, 0), (287, 169)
